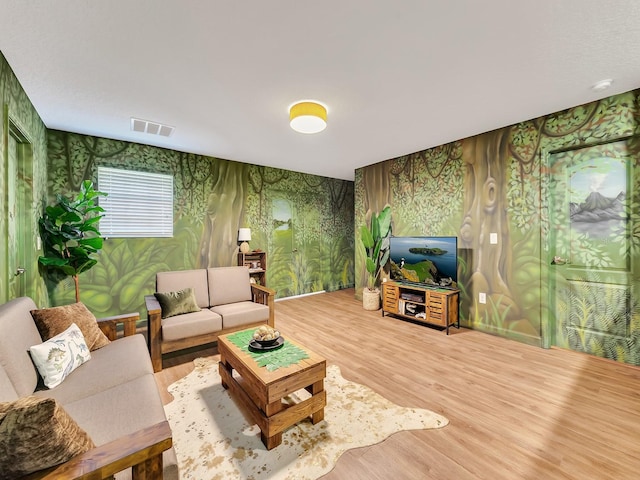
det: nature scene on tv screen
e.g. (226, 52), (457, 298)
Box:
(389, 236), (457, 288)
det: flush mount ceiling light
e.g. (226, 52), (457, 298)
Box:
(591, 79), (613, 92)
(289, 101), (327, 134)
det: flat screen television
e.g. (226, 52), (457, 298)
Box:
(389, 236), (458, 288)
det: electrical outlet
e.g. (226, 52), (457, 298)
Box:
(479, 292), (487, 304)
(490, 232), (498, 244)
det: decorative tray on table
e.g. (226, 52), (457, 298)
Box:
(248, 325), (284, 352)
(249, 336), (285, 351)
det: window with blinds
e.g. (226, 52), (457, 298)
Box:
(98, 167), (173, 238)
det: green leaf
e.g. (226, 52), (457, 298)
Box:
(360, 225), (374, 249)
(373, 238), (381, 264)
(379, 249), (390, 268)
(380, 235), (390, 252)
(79, 237), (103, 249)
(39, 256), (69, 267)
(60, 265), (76, 276)
(378, 205), (392, 236)
(75, 259), (97, 275)
(371, 212), (380, 240)
(365, 257), (376, 275)
(59, 211), (82, 223)
(45, 204), (66, 219)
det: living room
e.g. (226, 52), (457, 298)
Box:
(2, 2), (640, 478)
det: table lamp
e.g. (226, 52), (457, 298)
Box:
(238, 228), (252, 253)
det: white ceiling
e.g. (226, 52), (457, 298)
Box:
(2, 1), (640, 181)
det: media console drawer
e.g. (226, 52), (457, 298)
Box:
(382, 281), (460, 334)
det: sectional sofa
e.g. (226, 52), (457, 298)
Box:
(0, 297), (178, 479)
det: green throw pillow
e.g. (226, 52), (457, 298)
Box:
(154, 288), (201, 319)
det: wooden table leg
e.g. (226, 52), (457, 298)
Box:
(263, 400), (283, 449)
(219, 357), (230, 389)
(263, 431), (283, 450)
(310, 379), (325, 424)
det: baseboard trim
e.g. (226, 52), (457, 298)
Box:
(276, 290), (327, 302)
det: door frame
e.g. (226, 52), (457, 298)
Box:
(3, 104), (35, 299)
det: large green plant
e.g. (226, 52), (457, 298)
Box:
(360, 205), (392, 290)
(38, 180), (107, 302)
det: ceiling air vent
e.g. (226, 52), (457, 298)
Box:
(130, 117), (175, 137)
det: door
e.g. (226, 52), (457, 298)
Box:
(6, 118), (33, 300)
(270, 196), (318, 296)
(270, 197), (295, 296)
(548, 138), (639, 363)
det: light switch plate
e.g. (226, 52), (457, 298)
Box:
(490, 233), (498, 244)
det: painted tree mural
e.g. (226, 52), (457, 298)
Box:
(460, 128), (525, 331)
(199, 161), (249, 267)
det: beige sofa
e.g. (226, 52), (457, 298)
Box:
(0, 296), (178, 479)
(145, 266), (275, 372)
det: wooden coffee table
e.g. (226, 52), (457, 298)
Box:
(218, 329), (327, 450)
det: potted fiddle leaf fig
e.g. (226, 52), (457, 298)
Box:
(38, 180), (107, 303)
(360, 205), (392, 310)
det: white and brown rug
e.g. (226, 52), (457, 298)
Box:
(164, 357), (448, 479)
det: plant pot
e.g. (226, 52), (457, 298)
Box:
(362, 287), (381, 311)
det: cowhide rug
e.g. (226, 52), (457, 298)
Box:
(164, 357), (448, 479)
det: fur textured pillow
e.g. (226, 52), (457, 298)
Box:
(155, 287), (201, 319)
(30, 302), (110, 351)
(0, 396), (95, 478)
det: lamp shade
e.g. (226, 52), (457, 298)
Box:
(289, 101), (327, 134)
(238, 228), (251, 241)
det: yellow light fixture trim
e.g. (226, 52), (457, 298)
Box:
(289, 101), (327, 134)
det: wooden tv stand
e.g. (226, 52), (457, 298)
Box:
(382, 281), (460, 334)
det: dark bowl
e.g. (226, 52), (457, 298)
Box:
(255, 336), (280, 347)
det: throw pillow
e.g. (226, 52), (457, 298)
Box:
(30, 302), (110, 351)
(0, 396), (95, 478)
(154, 287), (201, 319)
(29, 323), (92, 389)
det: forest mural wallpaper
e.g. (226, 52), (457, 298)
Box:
(0, 52), (48, 307)
(45, 131), (354, 317)
(355, 91), (640, 366)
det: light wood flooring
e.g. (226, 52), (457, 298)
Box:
(154, 288), (640, 480)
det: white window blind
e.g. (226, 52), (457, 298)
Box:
(98, 167), (173, 238)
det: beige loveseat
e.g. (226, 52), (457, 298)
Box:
(145, 266), (275, 372)
(0, 296), (178, 479)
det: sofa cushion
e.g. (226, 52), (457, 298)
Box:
(157, 269), (210, 308)
(0, 396), (95, 478)
(61, 374), (179, 479)
(211, 301), (270, 329)
(31, 302), (111, 351)
(0, 297), (42, 397)
(161, 309), (223, 342)
(0, 367), (18, 403)
(33, 334), (152, 405)
(208, 266), (252, 306)
(154, 287), (201, 319)
(29, 323), (92, 389)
